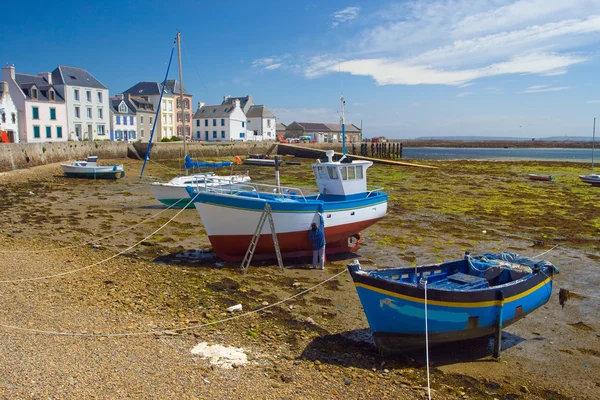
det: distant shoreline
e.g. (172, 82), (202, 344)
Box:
(386, 139), (593, 149)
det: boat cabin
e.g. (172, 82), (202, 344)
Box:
(312, 150), (372, 196)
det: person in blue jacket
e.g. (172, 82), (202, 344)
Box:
(309, 206), (326, 269)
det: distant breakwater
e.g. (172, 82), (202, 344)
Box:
(393, 140), (592, 149)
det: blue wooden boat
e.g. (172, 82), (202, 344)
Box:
(347, 252), (558, 356)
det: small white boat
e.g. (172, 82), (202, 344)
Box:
(580, 117), (599, 187)
(579, 173), (600, 186)
(150, 172), (251, 208)
(60, 156), (124, 179)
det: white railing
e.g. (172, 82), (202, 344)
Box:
(192, 180), (314, 202)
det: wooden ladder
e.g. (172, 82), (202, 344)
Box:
(241, 203), (284, 274)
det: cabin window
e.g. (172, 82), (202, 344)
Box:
(347, 166), (355, 180)
(340, 166), (348, 180)
(356, 165), (363, 179)
(314, 166), (328, 180)
(327, 167), (338, 179)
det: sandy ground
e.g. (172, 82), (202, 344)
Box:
(0, 158), (598, 399)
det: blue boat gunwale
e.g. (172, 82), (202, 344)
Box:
(186, 186), (388, 214)
(348, 257), (555, 305)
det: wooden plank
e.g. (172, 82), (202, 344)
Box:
(279, 143), (438, 169)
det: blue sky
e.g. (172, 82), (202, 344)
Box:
(2, 0), (600, 138)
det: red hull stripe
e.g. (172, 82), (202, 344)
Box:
(208, 218), (382, 262)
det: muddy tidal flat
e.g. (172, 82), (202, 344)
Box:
(0, 157), (598, 399)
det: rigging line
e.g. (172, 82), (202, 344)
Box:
(181, 35), (209, 98)
(0, 193), (199, 284)
(148, 158), (183, 173)
(531, 244), (560, 259)
(0, 197), (187, 253)
(0, 269), (347, 337)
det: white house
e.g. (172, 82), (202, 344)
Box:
(2, 64), (68, 143)
(192, 99), (247, 142)
(0, 81), (19, 142)
(51, 66), (110, 141)
(246, 105), (276, 142)
(109, 95), (137, 141)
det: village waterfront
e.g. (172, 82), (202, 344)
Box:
(0, 154), (598, 399)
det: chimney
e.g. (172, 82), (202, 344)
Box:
(1, 81), (8, 97)
(223, 95), (230, 102)
(38, 72), (52, 84)
(2, 64), (16, 81)
(197, 101), (205, 110)
(233, 99), (241, 108)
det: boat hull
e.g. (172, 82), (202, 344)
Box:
(579, 174), (600, 186)
(348, 258), (555, 354)
(189, 190), (387, 261)
(528, 174), (553, 181)
(60, 164), (124, 179)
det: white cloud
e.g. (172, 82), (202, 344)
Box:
(457, 92), (472, 97)
(324, 52), (585, 86)
(518, 85), (569, 93)
(458, 83), (474, 88)
(252, 54), (291, 70)
(332, 7), (360, 28)
(303, 1), (600, 86)
(586, 99), (600, 103)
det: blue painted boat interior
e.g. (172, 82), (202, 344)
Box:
(369, 254), (542, 291)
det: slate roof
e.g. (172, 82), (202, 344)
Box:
(109, 97), (135, 115)
(14, 73), (65, 102)
(51, 66), (107, 89)
(324, 123), (361, 133)
(164, 79), (190, 96)
(128, 97), (155, 113)
(123, 80), (190, 96)
(276, 123), (287, 131)
(123, 82), (163, 96)
(193, 104), (235, 119)
(245, 105), (275, 118)
(288, 122), (361, 133)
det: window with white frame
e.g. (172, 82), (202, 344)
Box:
(87, 108), (92, 118)
(119, 103), (127, 113)
(86, 91), (91, 102)
(97, 92), (103, 103)
(97, 125), (105, 135)
(98, 108), (103, 119)
(74, 89), (80, 101)
(75, 106), (80, 118)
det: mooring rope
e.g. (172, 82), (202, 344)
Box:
(0, 269), (347, 337)
(0, 197), (187, 254)
(0, 194), (198, 283)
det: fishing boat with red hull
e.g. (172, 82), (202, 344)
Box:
(186, 150), (387, 261)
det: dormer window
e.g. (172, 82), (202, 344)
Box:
(119, 103), (127, 113)
(48, 89), (55, 101)
(31, 88), (38, 99)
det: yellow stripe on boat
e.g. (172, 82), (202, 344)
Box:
(354, 277), (552, 308)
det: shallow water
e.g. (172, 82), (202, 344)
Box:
(402, 147), (595, 162)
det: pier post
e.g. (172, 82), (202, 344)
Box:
(400, 143), (403, 158)
(494, 290), (505, 359)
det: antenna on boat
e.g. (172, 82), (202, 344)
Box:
(340, 96), (347, 155)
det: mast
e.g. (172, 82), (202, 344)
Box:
(592, 117), (596, 173)
(176, 31), (187, 159)
(340, 96), (347, 155)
